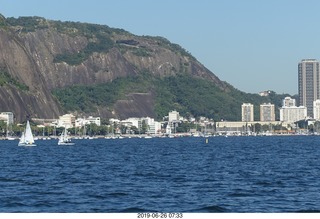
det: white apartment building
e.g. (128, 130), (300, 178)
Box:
(75, 116), (101, 127)
(313, 99), (320, 120)
(121, 117), (140, 128)
(85, 116), (100, 126)
(260, 103), (275, 122)
(282, 97), (296, 107)
(147, 121), (162, 134)
(141, 117), (162, 134)
(241, 103), (254, 122)
(168, 110), (180, 122)
(280, 106), (307, 123)
(58, 114), (75, 128)
(168, 110), (181, 132)
(109, 118), (121, 124)
(120, 117), (162, 134)
(0, 112), (14, 124)
(75, 118), (85, 127)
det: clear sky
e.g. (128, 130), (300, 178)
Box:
(1, 0), (320, 95)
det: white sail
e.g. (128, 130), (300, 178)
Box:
(58, 129), (65, 144)
(166, 123), (171, 135)
(18, 132), (25, 146)
(25, 121), (35, 144)
(18, 120), (36, 146)
(6, 123), (15, 140)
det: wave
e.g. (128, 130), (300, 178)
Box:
(189, 205), (229, 213)
(228, 192), (254, 197)
(3, 202), (27, 208)
(0, 177), (24, 183)
(118, 207), (156, 213)
(295, 209), (320, 213)
(108, 192), (129, 197)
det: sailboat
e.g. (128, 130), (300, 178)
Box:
(58, 127), (74, 145)
(166, 122), (174, 138)
(18, 120), (36, 146)
(6, 124), (16, 140)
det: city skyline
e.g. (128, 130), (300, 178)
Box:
(2, 0), (320, 95)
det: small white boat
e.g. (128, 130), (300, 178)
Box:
(58, 128), (74, 145)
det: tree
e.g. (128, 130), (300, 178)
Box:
(253, 123), (262, 133)
(141, 120), (148, 134)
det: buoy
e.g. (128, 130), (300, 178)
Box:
(205, 138), (208, 144)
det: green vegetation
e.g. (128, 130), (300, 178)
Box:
(6, 16), (127, 35)
(153, 74), (268, 121)
(52, 20), (128, 37)
(53, 35), (114, 65)
(5, 16), (192, 65)
(147, 36), (193, 59)
(0, 68), (29, 91)
(53, 31), (114, 65)
(52, 73), (152, 113)
(50, 21), (130, 65)
(0, 14), (7, 27)
(6, 16), (49, 32)
(52, 71), (295, 121)
(132, 47), (151, 57)
(6, 16), (117, 65)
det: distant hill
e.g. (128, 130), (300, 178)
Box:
(0, 15), (295, 122)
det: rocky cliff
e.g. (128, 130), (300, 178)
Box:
(0, 15), (229, 122)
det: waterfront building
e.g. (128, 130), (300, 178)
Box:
(148, 120), (162, 135)
(298, 59), (320, 117)
(109, 118), (121, 124)
(282, 97), (296, 107)
(85, 116), (101, 126)
(168, 110), (180, 122)
(120, 117), (162, 134)
(260, 103), (275, 122)
(141, 117), (162, 135)
(75, 118), (85, 128)
(313, 99), (320, 120)
(75, 116), (101, 127)
(216, 121), (283, 135)
(0, 112), (14, 124)
(58, 114), (75, 128)
(280, 106), (307, 123)
(241, 103), (254, 122)
(168, 110), (180, 132)
(121, 118), (140, 129)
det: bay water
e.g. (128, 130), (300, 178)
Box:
(1, 136), (320, 213)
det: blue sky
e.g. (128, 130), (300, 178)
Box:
(1, 0), (320, 95)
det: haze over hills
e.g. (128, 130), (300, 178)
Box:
(0, 15), (294, 122)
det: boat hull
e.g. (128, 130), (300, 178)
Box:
(18, 143), (37, 147)
(58, 142), (75, 146)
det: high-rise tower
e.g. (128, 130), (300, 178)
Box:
(241, 103), (254, 122)
(298, 59), (320, 117)
(260, 103), (275, 122)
